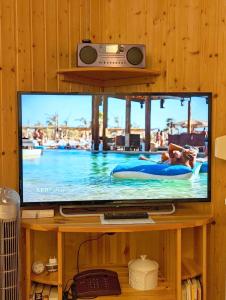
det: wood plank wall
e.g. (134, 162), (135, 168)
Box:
(0, 0), (225, 298)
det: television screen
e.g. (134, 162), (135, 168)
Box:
(18, 92), (211, 205)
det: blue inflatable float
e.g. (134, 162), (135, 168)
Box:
(111, 161), (196, 180)
(200, 161), (208, 173)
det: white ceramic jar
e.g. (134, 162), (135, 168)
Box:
(128, 255), (159, 291)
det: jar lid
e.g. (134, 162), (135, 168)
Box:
(129, 255), (159, 272)
(47, 256), (57, 265)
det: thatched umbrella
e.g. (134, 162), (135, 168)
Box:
(174, 120), (208, 132)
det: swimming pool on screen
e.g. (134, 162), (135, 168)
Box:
(22, 150), (208, 203)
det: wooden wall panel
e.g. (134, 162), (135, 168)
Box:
(101, 0), (128, 44)
(90, 0), (102, 43)
(45, 0), (58, 91)
(165, 0), (178, 91)
(31, 0), (45, 90)
(80, 0), (91, 43)
(0, 0), (226, 298)
(102, 0), (165, 92)
(0, 0), (3, 186)
(199, 0), (219, 92)
(63, 232), (165, 280)
(210, 1), (226, 298)
(16, 0), (32, 91)
(146, 0), (168, 91)
(125, 0), (147, 44)
(176, 1), (201, 91)
(1, 0), (17, 188)
(57, 0), (70, 91)
(69, 0), (80, 69)
(166, 0), (204, 91)
(69, 0), (101, 92)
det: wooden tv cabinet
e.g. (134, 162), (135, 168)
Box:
(21, 213), (213, 300)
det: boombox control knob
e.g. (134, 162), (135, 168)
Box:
(119, 46), (124, 52)
(79, 46), (98, 65)
(126, 47), (144, 66)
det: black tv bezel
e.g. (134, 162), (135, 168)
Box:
(18, 91), (212, 207)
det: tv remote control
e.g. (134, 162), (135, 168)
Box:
(104, 211), (149, 220)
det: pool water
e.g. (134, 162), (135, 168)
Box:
(23, 150), (208, 203)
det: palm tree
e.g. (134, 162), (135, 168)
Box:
(99, 112), (103, 127)
(34, 121), (41, 127)
(74, 117), (88, 128)
(131, 122), (140, 129)
(166, 118), (175, 134)
(46, 113), (59, 127)
(113, 116), (119, 128)
(63, 120), (69, 139)
(46, 113), (59, 139)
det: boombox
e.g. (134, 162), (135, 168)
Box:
(77, 43), (146, 68)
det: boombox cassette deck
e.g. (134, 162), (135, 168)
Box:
(77, 43), (146, 68)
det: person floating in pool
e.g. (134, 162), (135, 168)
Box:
(202, 127), (208, 156)
(139, 143), (197, 169)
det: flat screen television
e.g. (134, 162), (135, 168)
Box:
(18, 92), (211, 207)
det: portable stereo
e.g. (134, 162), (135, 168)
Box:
(77, 43), (146, 68)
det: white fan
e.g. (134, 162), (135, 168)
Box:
(0, 188), (20, 300)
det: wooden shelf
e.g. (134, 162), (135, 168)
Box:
(31, 271), (58, 286)
(57, 67), (161, 87)
(22, 214), (213, 232)
(22, 213), (212, 300)
(181, 258), (202, 280)
(67, 266), (174, 300)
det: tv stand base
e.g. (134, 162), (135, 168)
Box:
(149, 203), (176, 215)
(59, 205), (102, 217)
(59, 203), (176, 218)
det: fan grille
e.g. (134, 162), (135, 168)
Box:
(0, 219), (19, 300)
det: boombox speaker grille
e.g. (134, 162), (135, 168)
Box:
(79, 46), (98, 64)
(126, 47), (143, 65)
